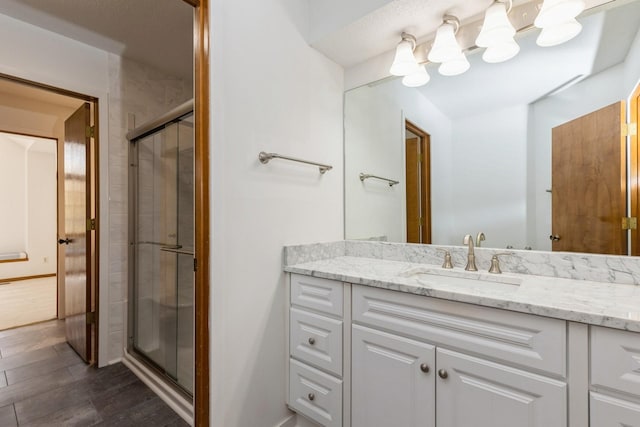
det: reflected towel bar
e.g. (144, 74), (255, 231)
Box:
(258, 151), (333, 174)
(359, 173), (399, 187)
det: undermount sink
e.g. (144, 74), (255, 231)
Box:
(398, 266), (523, 287)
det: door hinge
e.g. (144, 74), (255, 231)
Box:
(86, 311), (96, 324)
(87, 218), (96, 230)
(623, 122), (638, 137)
(193, 258), (198, 272)
(85, 125), (96, 138)
(622, 217), (637, 230)
(419, 217), (425, 226)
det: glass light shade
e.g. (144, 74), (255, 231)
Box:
(482, 38), (520, 63)
(534, 0), (585, 28)
(438, 53), (470, 76)
(390, 39), (419, 76)
(427, 23), (461, 63)
(475, 2), (516, 48)
(536, 18), (582, 46)
(402, 65), (431, 87)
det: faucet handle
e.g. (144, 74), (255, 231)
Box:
(488, 252), (514, 274)
(436, 249), (454, 269)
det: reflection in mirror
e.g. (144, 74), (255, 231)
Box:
(344, 0), (640, 254)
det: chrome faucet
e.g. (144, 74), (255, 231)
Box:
(463, 234), (478, 271)
(476, 232), (485, 247)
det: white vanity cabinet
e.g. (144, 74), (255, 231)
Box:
(590, 326), (640, 426)
(351, 285), (568, 427)
(287, 274), (347, 427)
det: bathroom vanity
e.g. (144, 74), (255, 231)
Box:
(284, 241), (640, 427)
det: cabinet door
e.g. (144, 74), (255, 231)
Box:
(351, 324), (435, 427)
(436, 348), (567, 427)
(591, 392), (640, 427)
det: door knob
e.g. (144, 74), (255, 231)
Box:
(549, 234), (561, 242)
(58, 238), (72, 245)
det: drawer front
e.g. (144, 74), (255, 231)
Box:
(291, 274), (343, 317)
(591, 326), (640, 397)
(353, 286), (566, 377)
(290, 307), (343, 376)
(590, 392), (640, 427)
(289, 358), (343, 427)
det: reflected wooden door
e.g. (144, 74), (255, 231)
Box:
(62, 103), (92, 362)
(631, 83), (640, 256)
(405, 122), (431, 244)
(551, 101), (626, 254)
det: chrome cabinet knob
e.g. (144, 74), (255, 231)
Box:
(438, 369), (448, 379)
(420, 363), (430, 373)
(308, 337), (315, 345)
(308, 393), (315, 401)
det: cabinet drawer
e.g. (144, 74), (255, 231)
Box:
(353, 286), (566, 377)
(289, 358), (342, 427)
(590, 392), (640, 427)
(291, 274), (343, 317)
(591, 326), (640, 397)
(290, 307), (343, 376)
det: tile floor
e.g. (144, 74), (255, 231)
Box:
(0, 320), (189, 426)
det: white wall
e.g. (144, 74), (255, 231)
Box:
(210, 0), (344, 425)
(450, 105), (529, 249)
(344, 78), (453, 243)
(0, 136), (27, 256)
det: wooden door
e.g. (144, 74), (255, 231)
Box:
(405, 121), (431, 244)
(631, 83), (640, 255)
(436, 348), (566, 427)
(351, 324), (435, 427)
(62, 103), (92, 362)
(551, 101), (626, 254)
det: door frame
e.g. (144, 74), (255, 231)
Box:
(0, 73), (100, 359)
(630, 82), (640, 256)
(405, 120), (432, 244)
(182, 0), (210, 424)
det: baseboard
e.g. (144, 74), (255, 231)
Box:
(277, 414), (297, 427)
(122, 350), (194, 425)
(277, 413), (322, 427)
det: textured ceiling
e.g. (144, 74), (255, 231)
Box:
(0, 0), (193, 80)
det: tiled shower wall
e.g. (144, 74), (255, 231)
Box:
(107, 54), (192, 363)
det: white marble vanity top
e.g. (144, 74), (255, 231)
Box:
(285, 255), (640, 333)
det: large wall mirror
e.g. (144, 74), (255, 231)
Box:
(344, 0), (640, 255)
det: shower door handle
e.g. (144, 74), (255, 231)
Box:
(160, 246), (194, 256)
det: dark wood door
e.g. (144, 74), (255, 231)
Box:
(631, 83), (640, 256)
(551, 101), (626, 254)
(405, 122), (431, 244)
(62, 103), (92, 362)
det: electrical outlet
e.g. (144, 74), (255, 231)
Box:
(43, 257), (48, 263)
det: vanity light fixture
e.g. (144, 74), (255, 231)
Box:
(402, 64), (431, 87)
(428, 15), (470, 76)
(390, 32), (420, 76)
(534, 0), (585, 46)
(476, 0), (520, 63)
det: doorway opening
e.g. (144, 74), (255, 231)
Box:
(405, 120), (432, 244)
(0, 131), (58, 330)
(0, 75), (99, 363)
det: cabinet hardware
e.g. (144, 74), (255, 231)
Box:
(308, 337), (316, 345)
(438, 369), (449, 379)
(420, 363), (430, 373)
(308, 393), (315, 401)
(549, 234), (561, 242)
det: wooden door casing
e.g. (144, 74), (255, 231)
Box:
(631, 83), (640, 256)
(551, 101), (626, 254)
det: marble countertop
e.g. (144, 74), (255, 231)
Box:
(285, 256), (640, 332)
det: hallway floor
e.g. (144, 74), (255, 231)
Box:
(0, 320), (189, 426)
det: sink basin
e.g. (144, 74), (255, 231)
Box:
(398, 266), (523, 287)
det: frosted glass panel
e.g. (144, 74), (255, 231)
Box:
(131, 112), (194, 395)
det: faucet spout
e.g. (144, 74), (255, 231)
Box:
(463, 234), (478, 271)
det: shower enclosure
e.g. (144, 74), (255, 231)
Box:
(127, 100), (194, 396)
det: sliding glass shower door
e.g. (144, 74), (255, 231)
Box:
(129, 111), (194, 395)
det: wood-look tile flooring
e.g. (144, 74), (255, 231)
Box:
(0, 277), (57, 331)
(0, 320), (189, 426)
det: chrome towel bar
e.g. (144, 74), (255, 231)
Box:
(258, 151), (332, 174)
(359, 173), (399, 187)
